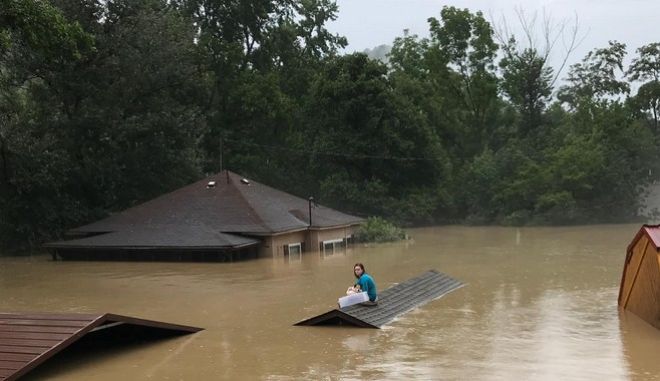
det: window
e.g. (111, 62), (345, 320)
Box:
(287, 243), (302, 261)
(322, 238), (345, 255)
(288, 243), (301, 255)
(323, 241), (334, 254)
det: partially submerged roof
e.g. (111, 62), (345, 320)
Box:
(71, 170), (362, 235)
(295, 270), (464, 328)
(43, 226), (258, 250)
(0, 312), (202, 381)
(46, 170), (363, 250)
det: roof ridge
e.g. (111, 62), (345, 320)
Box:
(626, 224), (660, 254)
(224, 171), (272, 233)
(228, 171), (337, 231)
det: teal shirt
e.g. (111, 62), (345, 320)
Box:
(355, 273), (377, 301)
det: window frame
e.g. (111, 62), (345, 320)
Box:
(287, 242), (302, 257)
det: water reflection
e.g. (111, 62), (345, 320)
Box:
(1, 224), (659, 380)
(620, 310), (660, 380)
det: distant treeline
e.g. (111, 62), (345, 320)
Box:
(1, 1), (659, 249)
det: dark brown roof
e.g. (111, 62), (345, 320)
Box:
(295, 270), (464, 328)
(70, 170), (362, 234)
(45, 170), (363, 250)
(0, 312), (202, 381)
(43, 226), (259, 249)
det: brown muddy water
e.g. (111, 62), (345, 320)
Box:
(1, 225), (659, 380)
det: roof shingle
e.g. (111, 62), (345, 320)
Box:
(45, 170), (363, 249)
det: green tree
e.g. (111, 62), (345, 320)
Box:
(389, 32), (429, 78)
(303, 53), (450, 223)
(176, 0), (346, 182)
(0, 0), (93, 248)
(1, 0), (206, 249)
(627, 43), (660, 132)
(549, 43), (657, 221)
(499, 39), (553, 138)
(49, 0), (206, 204)
(426, 6), (499, 157)
(558, 41), (629, 109)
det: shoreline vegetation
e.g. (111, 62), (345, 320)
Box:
(2, 1), (660, 250)
(355, 217), (408, 243)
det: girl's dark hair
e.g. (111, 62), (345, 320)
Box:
(354, 263), (366, 278)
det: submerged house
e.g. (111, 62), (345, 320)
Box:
(45, 170), (363, 261)
(619, 225), (660, 329)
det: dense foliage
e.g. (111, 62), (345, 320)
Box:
(354, 217), (407, 243)
(1, 0), (659, 249)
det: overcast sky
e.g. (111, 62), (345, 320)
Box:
(329, 0), (660, 78)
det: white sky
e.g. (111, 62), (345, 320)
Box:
(329, 0), (660, 79)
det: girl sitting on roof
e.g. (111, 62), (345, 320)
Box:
(353, 263), (378, 305)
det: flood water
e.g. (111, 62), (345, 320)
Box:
(1, 225), (659, 380)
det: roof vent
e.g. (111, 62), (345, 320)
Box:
(207, 181), (216, 188)
(241, 178), (250, 185)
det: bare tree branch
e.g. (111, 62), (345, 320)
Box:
(551, 12), (589, 87)
(490, 8), (588, 89)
